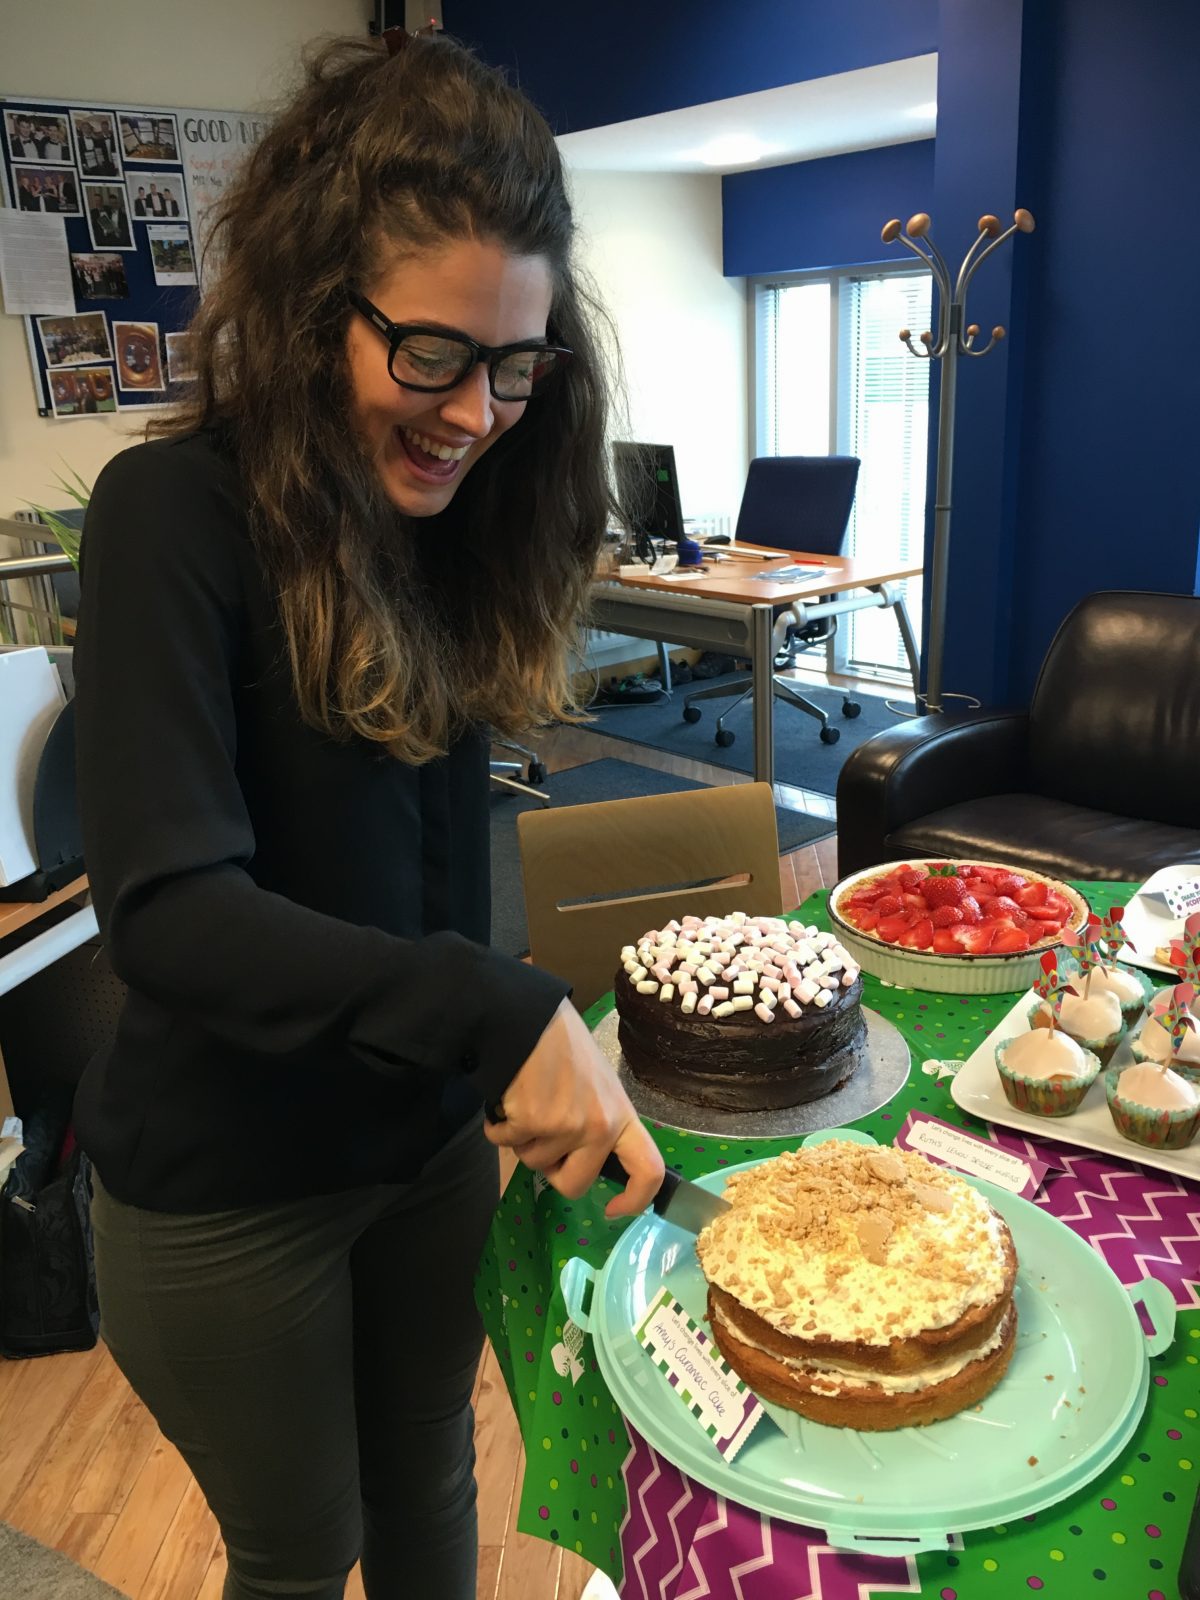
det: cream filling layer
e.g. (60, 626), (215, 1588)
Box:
(713, 1300), (1007, 1397)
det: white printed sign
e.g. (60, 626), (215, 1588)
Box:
(635, 1287), (764, 1461)
(895, 1112), (1049, 1198)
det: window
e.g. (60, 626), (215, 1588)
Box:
(754, 268), (931, 678)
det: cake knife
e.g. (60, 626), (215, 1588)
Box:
(599, 1153), (730, 1235)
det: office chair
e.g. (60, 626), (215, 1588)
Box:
(681, 455), (862, 746)
(517, 780), (782, 1012)
(490, 736), (549, 804)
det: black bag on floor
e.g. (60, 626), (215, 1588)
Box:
(0, 1107), (99, 1359)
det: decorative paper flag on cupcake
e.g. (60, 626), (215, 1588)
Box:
(1091, 906), (1132, 965)
(1151, 981), (1198, 1063)
(1168, 913), (1200, 986)
(1033, 950), (1077, 1029)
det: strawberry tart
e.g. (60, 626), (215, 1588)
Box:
(834, 861), (1081, 957)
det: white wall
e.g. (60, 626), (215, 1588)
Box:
(0, 0), (372, 516)
(567, 169), (747, 528)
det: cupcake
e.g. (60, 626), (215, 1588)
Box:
(1131, 999), (1200, 1080)
(996, 1028), (1101, 1117)
(1073, 962), (1152, 1028)
(1106, 1061), (1200, 1150)
(1027, 988), (1124, 1066)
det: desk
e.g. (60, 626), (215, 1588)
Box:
(475, 880), (1199, 1598)
(0, 874), (95, 1000)
(589, 547), (923, 787)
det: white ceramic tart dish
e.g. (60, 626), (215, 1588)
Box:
(828, 859), (1091, 996)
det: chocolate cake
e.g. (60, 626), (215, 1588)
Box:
(614, 913), (866, 1111)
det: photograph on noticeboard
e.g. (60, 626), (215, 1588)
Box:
(112, 320), (166, 392)
(71, 252), (131, 301)
(83, 181), (135, 251)
(49, 365), (118, 419)
(37, 311), (114, 369)
(118, 111), (179, 163)
(71, 110), (124, 179)
(5, 109), (74, 166)
(165, 331), (198, 384)
(148, 226), (197, 286)
(126, 171), (187, 222)
(12, 164), (82, 216)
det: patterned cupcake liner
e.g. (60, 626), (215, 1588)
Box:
(1024, 1001), (1123, 1068)
(995, 1038), (1101, 1117)
(1105, 1065), (1200, 1149)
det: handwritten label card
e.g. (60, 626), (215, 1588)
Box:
(895, 1111), (1050, 1198)
(634, 1287), (764, 1461)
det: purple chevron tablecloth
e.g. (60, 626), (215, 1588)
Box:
(475, 882), (1200, 1598)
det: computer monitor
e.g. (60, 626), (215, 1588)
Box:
(612, 442), (685, 553)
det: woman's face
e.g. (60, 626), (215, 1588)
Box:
(346, 237), (554, 516)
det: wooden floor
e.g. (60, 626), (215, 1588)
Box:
(0, 688), (859, 1598)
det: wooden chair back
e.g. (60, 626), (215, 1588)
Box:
(517, 781), (783, 1012)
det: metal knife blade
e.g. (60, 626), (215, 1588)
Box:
(599, 1154), (730, 1235)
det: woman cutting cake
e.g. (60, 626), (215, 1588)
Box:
(72, 30), (662, 1600)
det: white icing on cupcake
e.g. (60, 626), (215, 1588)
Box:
(1085, 965), (1146, 1009)
(1035, 989), (1122, 1043)
(1115, 1062), (1200, 1112)
(1136, 1014), (1200, 1065)
(1002, 1028), (1089, 1080)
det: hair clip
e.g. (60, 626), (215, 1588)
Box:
(382, 26), (411, 57)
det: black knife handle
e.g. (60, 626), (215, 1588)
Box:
(599, 1153), (675, 1214)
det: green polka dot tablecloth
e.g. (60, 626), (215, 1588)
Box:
(474, 882), (1200, 1596)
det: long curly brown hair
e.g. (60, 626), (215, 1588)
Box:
(154, 32), (612, 762)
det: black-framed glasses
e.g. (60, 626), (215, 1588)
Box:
(348, 290), (572, 401)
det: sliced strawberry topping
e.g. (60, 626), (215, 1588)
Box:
(932, 929), (962, 953)
(932, 905), (964, 927)
(992, 872), (1028, 896)
(1015, 881), (1049, 908)
(875, 913), (911, 944)
(898, 919), (934, 950)
(952, 924), (997, 954)
(873, 894), (904, 918)
(924, 875), (966, 908)
(991, 926), (1032, 952)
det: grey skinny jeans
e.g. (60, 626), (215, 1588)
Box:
(90, 1113), (499, 1600)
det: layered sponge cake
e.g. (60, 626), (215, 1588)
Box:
(696, 1142), (1017, 1430)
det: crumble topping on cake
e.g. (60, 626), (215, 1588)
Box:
(696, 1142), (1009, 1345)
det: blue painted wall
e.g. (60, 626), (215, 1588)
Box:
(450, 0), (1200, 707)
(722, 140), (935, 277)
(1005, 0), (1200, 700)
(443, 0), (937, 132)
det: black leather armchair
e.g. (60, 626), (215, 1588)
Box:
(837, 591), (1200, 881)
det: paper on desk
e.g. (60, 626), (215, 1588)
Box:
(1118, 864), (1200, 972)
(0, 211), (75, 316)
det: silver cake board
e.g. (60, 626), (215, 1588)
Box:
(594, 1006), (910, 1139)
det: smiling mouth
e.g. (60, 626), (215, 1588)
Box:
(402, 426), (469, 462)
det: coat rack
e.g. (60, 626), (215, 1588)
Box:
(881, 208), (1035, 713)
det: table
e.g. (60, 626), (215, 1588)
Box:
(589, 547), (923, 787)
(475, 882), (1198, 1599)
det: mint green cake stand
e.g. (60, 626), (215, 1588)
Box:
(562, 1131), (1175, 1557)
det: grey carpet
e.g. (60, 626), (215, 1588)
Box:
(0, 1521), (129, 1599)
(490, 756), (834, 958)
(584, 672), (916, 796)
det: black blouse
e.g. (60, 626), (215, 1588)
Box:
(72, 431), (567, 1211)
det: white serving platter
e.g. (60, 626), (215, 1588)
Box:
(1115, 864), (1200, 977)
(950, 989), (1200, 1182)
